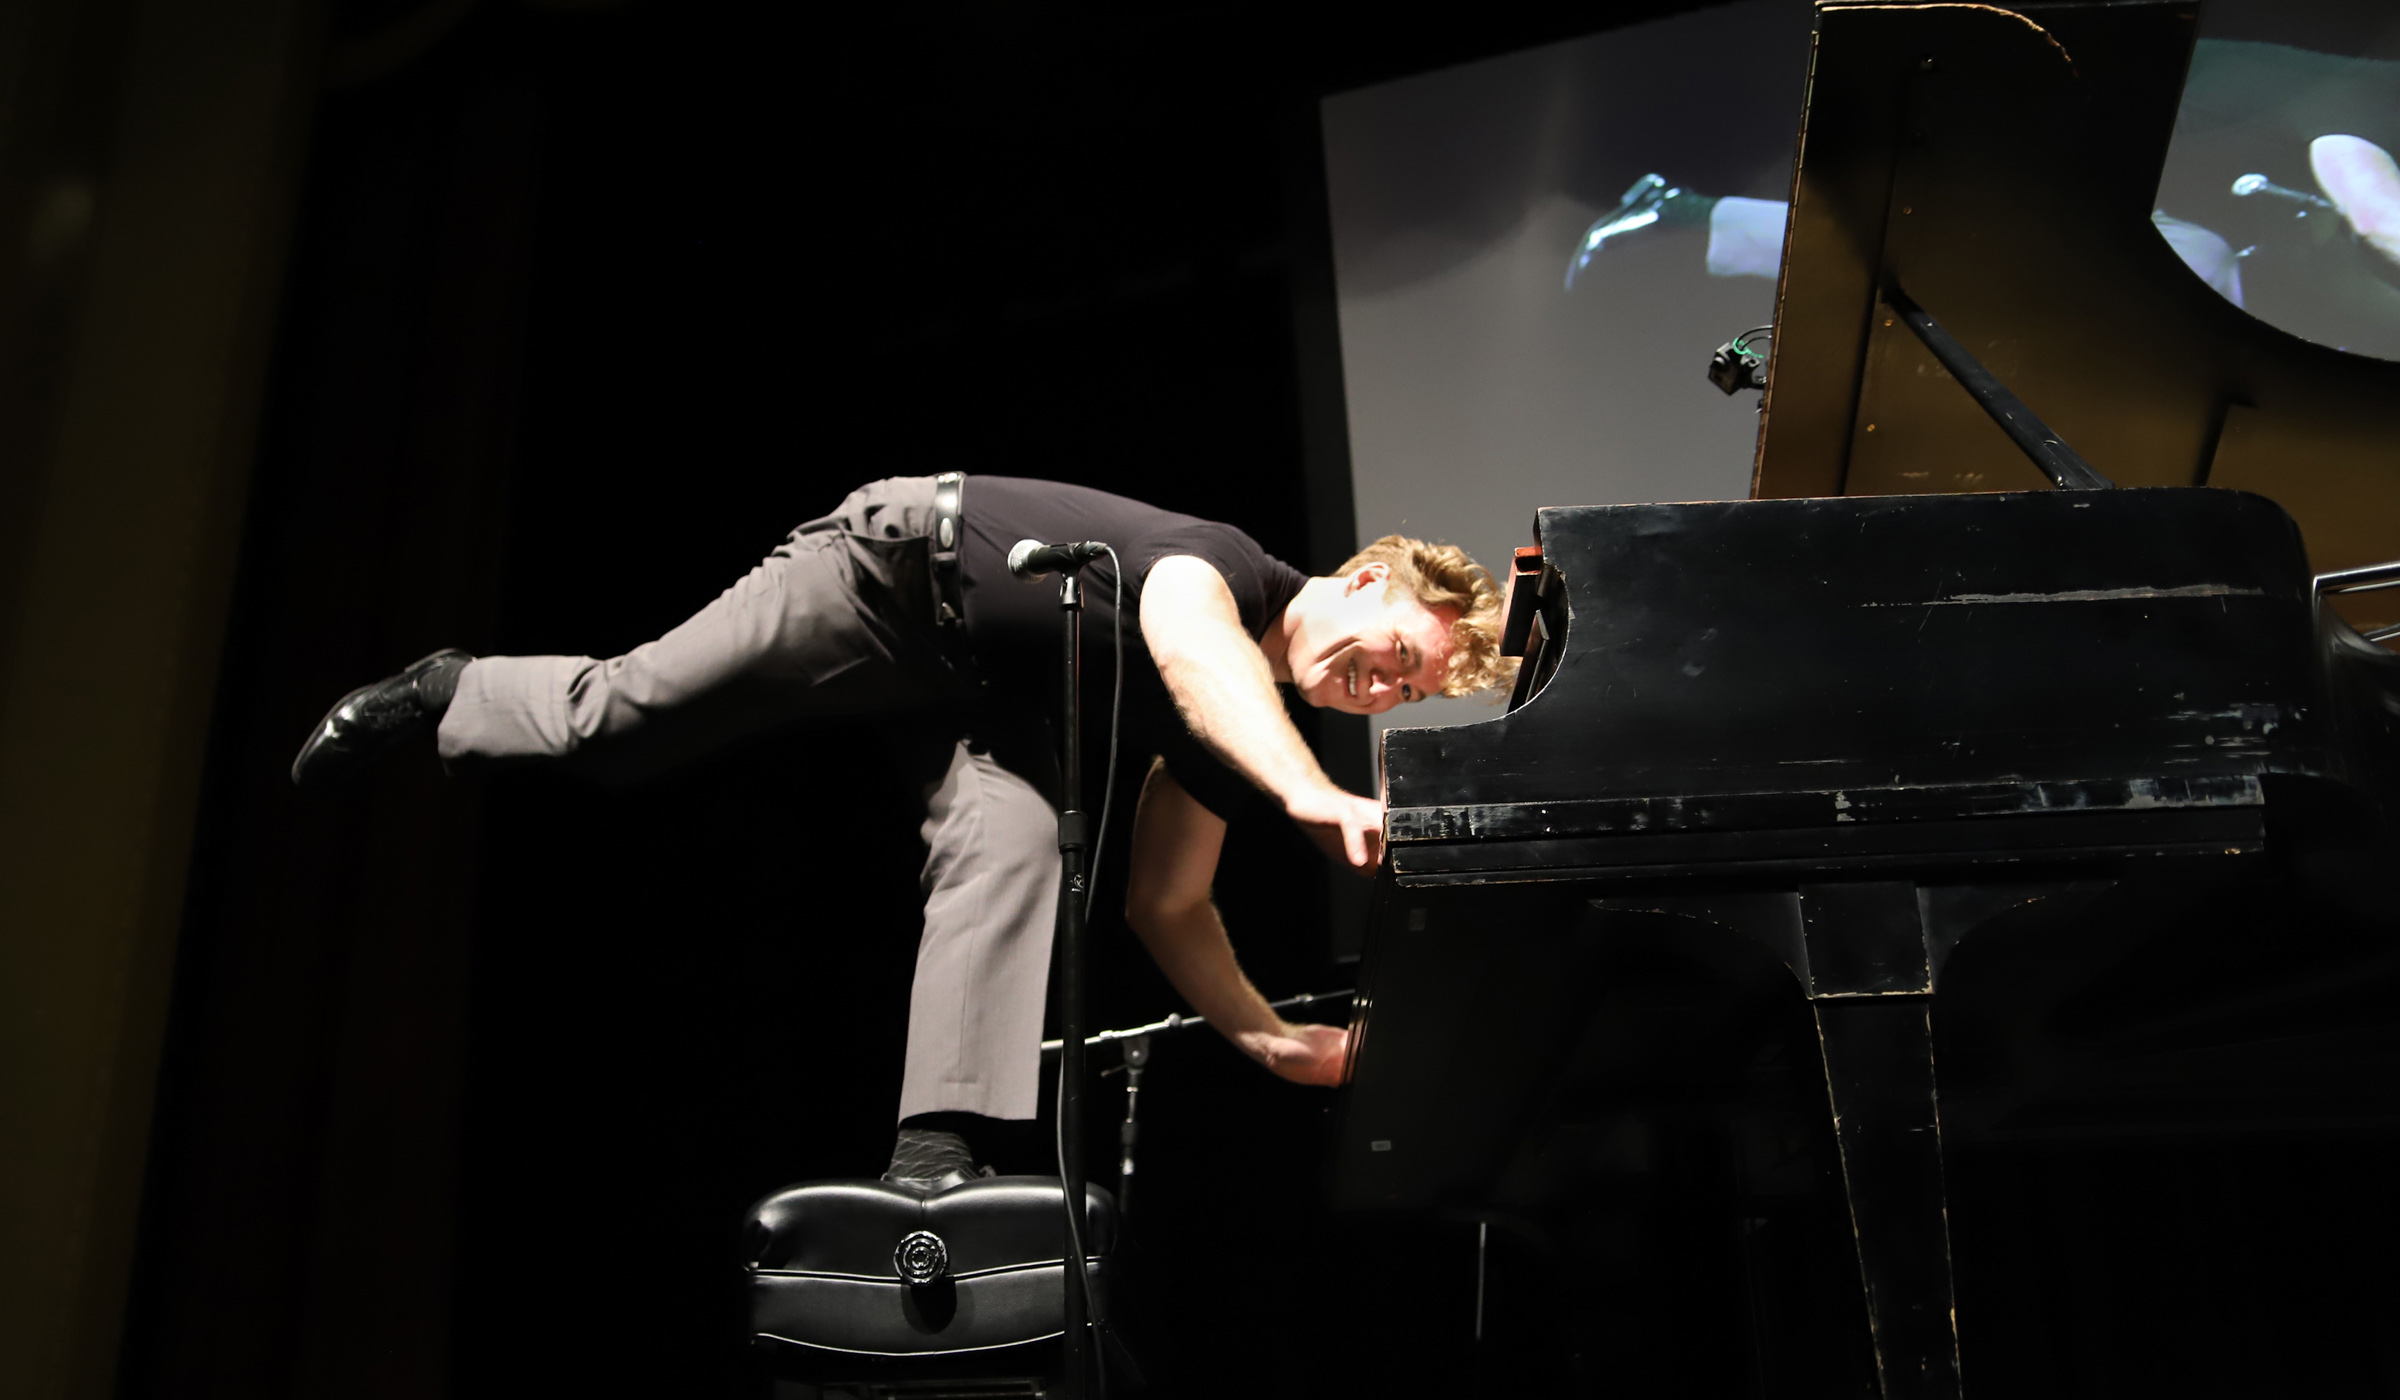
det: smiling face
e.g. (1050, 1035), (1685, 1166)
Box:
(1285, 562), (1462, 715)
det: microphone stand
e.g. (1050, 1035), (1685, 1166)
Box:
(1053, 564), (1093, 1400)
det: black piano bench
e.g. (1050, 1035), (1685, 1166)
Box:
(742, 1175), (1120, 1399)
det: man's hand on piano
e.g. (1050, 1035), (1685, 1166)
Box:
(1285, 785), (1385, 874)
(1235, 1021), (1352, 1087)
(1125, 761), (1356, 1087)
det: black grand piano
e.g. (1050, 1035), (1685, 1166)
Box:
(1333, 4), (2400, 1396)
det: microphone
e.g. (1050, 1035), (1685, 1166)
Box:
(1008, 538), (1108, 580)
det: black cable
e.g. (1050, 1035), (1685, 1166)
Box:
(1084, 547), (1125, 911)
(1053, 1052), (1104, 1398)
(1054, 545), (1123, 1398)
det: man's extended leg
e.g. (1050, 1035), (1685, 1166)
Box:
(438, 521), (943, 781)
(292, 476), (956, 788)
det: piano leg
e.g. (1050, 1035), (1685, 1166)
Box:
(1812, 997), (1961, 1400)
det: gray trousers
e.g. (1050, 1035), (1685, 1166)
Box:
(437, 478), (1061, 1122)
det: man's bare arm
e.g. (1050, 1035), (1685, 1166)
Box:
(1122, 759), (1348, 1086)
(1140, 554), (1381, 872)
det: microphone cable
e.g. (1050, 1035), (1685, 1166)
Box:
(1053, 543), (1122, 1397)
(1085, 545), (1124, 914)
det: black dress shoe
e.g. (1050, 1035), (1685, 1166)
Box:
(290, 649), (473, 789)
(881, 1127), (990, 1193)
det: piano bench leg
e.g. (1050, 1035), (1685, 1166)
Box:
(1813, 997), (1962, 1400)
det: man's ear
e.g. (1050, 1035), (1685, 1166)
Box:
(1345, 560), (1391, 597)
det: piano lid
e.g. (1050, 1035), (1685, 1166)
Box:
(1753, 1), (2400, 631)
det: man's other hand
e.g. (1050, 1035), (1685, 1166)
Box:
(1286, 785), (1384, 874)
(1236, 1021), (1352, 1087)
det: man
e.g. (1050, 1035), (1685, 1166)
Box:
(292, 475), (1510, 1185)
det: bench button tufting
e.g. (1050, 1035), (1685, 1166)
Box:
(893, 1230), (948, 1286)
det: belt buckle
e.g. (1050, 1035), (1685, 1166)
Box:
(931, 472), (966, 630)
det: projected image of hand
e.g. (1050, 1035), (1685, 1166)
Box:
(1563, 172), (1793, 289)
(2311, 135), (2400, 279)
(1564, 173), (1718, 289)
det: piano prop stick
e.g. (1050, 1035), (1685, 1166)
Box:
(1333, 8), (2400, 1387)
(1881, 286), (2112, 492)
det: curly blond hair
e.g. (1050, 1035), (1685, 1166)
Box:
(1338, 535), (1519, 697)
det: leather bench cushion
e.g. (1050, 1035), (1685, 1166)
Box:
(744, 1176), (1116, 1358)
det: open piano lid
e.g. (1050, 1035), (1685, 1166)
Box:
(1755, 0), (2400, 633)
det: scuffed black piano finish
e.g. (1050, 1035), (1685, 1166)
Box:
(1342, 482), (2400, 1186)
(1331, 1), (2400, 1395)
(1390, 488), (2366, 860)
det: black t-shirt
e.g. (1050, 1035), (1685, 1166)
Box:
(955, 476), (1309, 819)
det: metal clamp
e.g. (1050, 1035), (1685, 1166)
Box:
(2314, 559), (2400, 596)
(2314, 559), (2400, 642)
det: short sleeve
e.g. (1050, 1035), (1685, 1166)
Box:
(1127, 522), (1291, 638)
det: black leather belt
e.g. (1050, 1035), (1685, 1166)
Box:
(931, 471), (966, 630)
